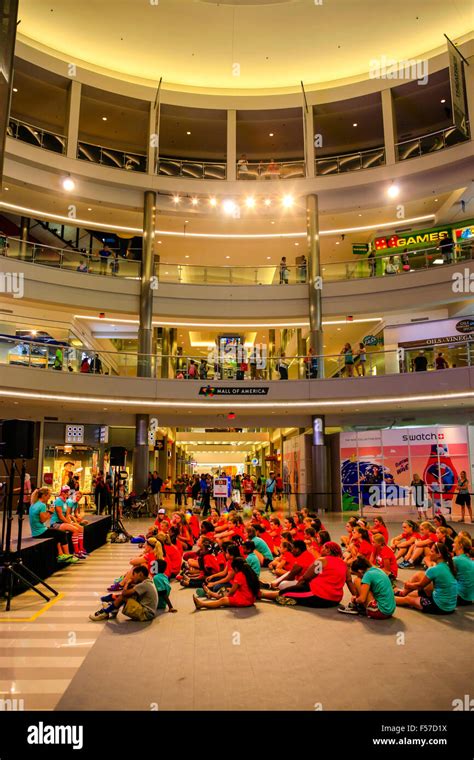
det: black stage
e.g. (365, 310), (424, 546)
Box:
(0, 514), (111, 595)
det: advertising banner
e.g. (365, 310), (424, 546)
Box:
(340, 426), (470, 517)
(447, 38), (468, 137)
(213, 477), (229, 498)
(283, 434), (313, 508)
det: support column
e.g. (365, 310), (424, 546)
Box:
(306, 194), (324, 375)
(161, 327), (170, 379)
(134, 414), (150, 495)
(227, 109), (237, 181)
(297, 328), (306, 379)
(66, 80), (82, 160)
(304, 106), (315, 178)
(19, 216), (29, 259)
(134, 191), (156, 493)
(310, 415), (329, 513)
(268, 329), (276, 380)
(381, 87), (397, 165)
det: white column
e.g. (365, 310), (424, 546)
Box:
(227, 109), (237, 181)
(66, 80), (82, 160)
(304, 106), (315, 177)
(381, 87), (397, 165)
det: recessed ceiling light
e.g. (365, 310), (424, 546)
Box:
(245, 196), (256, 208)
(434, 198), (438, 202)
(4, 187), (9, 191)
(353, 122), (358, 127)
(158, 240), (162, 244)
(87, 207), (92, 211)
(387, 183), (400, 199)
(269, 132), (274, 137)
(358, 213), (362, 217)
(185, 255), (189, 258)
(191, 197), (199, 206)
(62, 177), (75, 192)
(266, 256), (271, 259)
(102, 116), (107, 121)
(335, 241), (340, 245)
(222, 199), (237, 215)
(186, 131), (191, 135)
(172, 195), (180, 204)
(209, 197), (217, 207)
(441, 99), (446, 104)
(264, 198), (272, 207)
(225, 255), (230, 259)
(281, 194), (294, 208)
(13, 88), (18, 93)
(294, 242), (299, 246)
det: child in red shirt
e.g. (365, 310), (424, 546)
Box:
(370, 534), (398, 579)
(193, 558), (260, 609)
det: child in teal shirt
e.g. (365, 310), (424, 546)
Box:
(152, 559), (177, 612)
(243, 541), (261, 577)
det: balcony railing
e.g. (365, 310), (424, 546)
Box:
(396, 124), (470, 162)
(77, 140), (147, 172)
(236, 159), (305, 180)
(315, 146), (385, 175)
(158, 157), (226, 180)
(1, 339), (472, 381)
(2, 236), (473, 286)
(7, 117), (67, 154)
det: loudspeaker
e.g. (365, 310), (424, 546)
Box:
(0, 419), (35, 459)
(110, 446), (127, 467)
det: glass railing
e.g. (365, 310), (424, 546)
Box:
(396, 124), (470, 162)
(1, 339), (472, 381)
(315, 146), (385, 175)
(77, 140), (147, 172)
(236, 160), (305, 180)
(2, 236), (472, 286)
(7, 117), (67, 154)
(158, 157), (226, 180)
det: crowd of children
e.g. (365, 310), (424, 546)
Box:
(88, 507), (474, 622)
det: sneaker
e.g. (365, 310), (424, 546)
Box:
(57, 554), (72, 562)
(65, 555), (79, 564)
(275, 595), (296, 606)
(338, 604), (360, 615)
(107, 582), (123, 592)
(75, 553), (87, 560)
(101, 593), (114, 603)
(89, 609), (109, 621)
(398, 560), (410, 568)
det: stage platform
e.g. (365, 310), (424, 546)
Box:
(0, 514), (111, 595)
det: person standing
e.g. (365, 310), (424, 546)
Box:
(279, 257), (289, 284)
(304, 347), (318, 379)
(53, 346), (63, 371)
(435, 352), (449, 370)
(98, 244), (111, 275)
(94, 473), (109, 515)
(413, 351), (428, 372)
(265, 471), (276, 513)
(278, 352), (289, 380)
(298, 254), (307, 283)
(340, 343), (354, 377)
(455, 471), (472, 523)
(368, 249), (376, 277)
(355, 342), (367, 376)
(150, 471), (163, 514)
(411, 473), (428, 520)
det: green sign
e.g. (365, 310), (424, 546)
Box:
(363, 335), (383, 347)
(352, 243), (369, 255)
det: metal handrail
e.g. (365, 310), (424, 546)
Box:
(1, 337), (472, 380)
(158, 156), (227, 179)
(395, 124), (469, 147)
(1, 235), (472, 284)
(8, 116), (66, 140)
(236, 159), (306, 179)
(315, 145), (385, 175)
(8, 116), (67, 154)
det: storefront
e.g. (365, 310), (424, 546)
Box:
(340, 425), (471, 518)
(384, 316), (474, 372)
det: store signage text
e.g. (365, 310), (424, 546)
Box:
(400, 334), (474, 348)
(199, 386), (269, 397)
(375, 230), (449, 251)
(456, 319), (474, 334)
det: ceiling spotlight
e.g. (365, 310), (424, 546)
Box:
(281, 194), (294, 208)
(245, 196), (256, 208)
(172, 195), (181, 204)
(13, 87), (18, 93)
(387, 183), (400, 199)
(294, 242), (299, 246)
(441, 99), (446, 104)
(209, 197), (217, 207)
(102, 116), (107, 121)
(353, 122), (358, 127)
(185, 255), (190, 258)
(223, 199), (237, 215)
(225, 255), (230, 259)
(336, 241), (340, 245)
(62, 177), (75, 192)
(264, 198), (272, 207)
(186, 131), (191, 135)
(266, 256), (271, 260)
(269, 132), (274, 137)
(191, 197), (199, 206)
(87, 207), (92, 211)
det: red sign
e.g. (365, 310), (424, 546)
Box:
(43, 473), (53, 486)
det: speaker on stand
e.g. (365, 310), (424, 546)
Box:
(0, 419), (58, 611)
(108, 447), (131, 538)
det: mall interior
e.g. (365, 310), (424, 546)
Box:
(0, 0), (473, 717)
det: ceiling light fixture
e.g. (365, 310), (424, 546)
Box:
(102, 116), (107, 121)
(387, 182), (400, 199)
(281, 194), (294, 208)
(62, 177), (75, 192)
(191, 197), (199, 206)
(440, 99), (446, 104)
(223, 199), (237, 215)
(13, 87), (18, 93)
(172, 195), (180, 204)
(264, 199), (272, 207)
(186, 131), (191, 135)
(352, 122), (358, 127)
(209, 197), (217, 207)
(245, 197), (256, 208)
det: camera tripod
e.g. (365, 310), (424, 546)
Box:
(110, 467), (132, 538)
(0, 459), (58, 612)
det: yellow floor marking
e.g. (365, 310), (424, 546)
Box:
(0, 592), (65, 623)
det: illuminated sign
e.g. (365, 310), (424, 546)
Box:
(375, 229), (450, 250)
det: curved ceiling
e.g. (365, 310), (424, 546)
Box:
(17, 0), (473, 92)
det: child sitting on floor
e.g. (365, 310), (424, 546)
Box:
(152, 559), (177, 613)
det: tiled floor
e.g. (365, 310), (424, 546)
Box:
(1, 516), (473, 712)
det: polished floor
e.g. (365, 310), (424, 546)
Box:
(1, 515), (473, 712)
